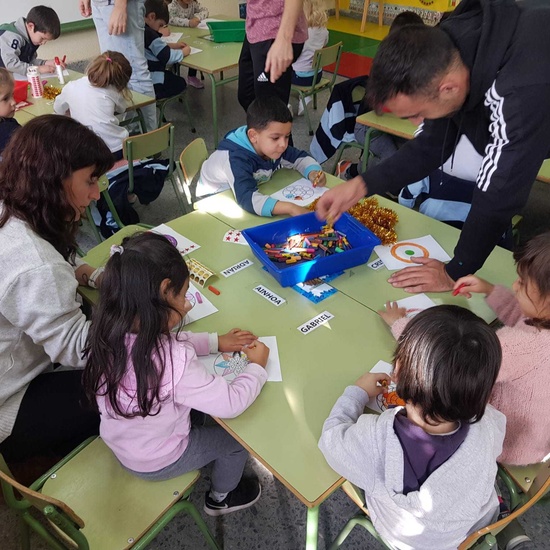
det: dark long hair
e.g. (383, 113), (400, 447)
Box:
(83, 232), (190, 418)
(394, 305), (501, 424)
(0, 115), (113, 260)
(514, 231), (550, 330)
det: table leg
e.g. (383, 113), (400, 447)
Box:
(306, 505), (320, 550)
(206, 73), (219, 147)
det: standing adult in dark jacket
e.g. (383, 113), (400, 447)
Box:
(316, 0), (550, 293)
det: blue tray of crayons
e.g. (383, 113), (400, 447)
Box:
(242, 212), (381, 287)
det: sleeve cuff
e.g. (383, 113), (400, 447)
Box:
(343, 385), (371, 404)
(208, 332), (218, 354)
(261, 197), (278, 217)
(303, 163), (322, 179)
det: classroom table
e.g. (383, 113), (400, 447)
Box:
(79, 212), (398, 550)
(13, 109), (35, 125)
(194, 169), (518, 323)
(17, 69), (156, 119)
(536, 158), (550, 183)
(171, 20), (243, 146)
(355, 110), (417, 140)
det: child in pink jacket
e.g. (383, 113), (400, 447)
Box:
(381, 231), (550, 466)
(84, 232), (270, 516)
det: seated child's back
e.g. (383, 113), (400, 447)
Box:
(320, 305), (505, 550)
(199, 96), (325, 217)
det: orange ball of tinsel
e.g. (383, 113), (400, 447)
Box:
(308, 196), (399, 245)
(42, 85), (61, 100)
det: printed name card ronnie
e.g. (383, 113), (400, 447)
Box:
(298, 311), (334, 335)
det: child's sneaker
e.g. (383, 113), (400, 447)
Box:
(336, 160), (352, 180)
(204, 478), (261, 516)
(188, 76), (204, 89)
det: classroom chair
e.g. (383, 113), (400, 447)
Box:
(291, 42), (344, 136)
(176, 137), (209, 214)
(156, 90), (196, 133)
(119, 107), (148, 135)
(0, 436), (221, 550)
(84, 175), (110, 244)
(329, 461), (550, 550)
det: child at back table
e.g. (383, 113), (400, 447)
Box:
(198, 96), (326, 216)
(168, 0), (208, 89)
(320, 306), (505, 550)
(0, 69), (20, 157)
(291, 0), (329, 116)
(144, 0), (191, 99)
(83, 232), (269, 516)
(454, 231), (550, 465)
(54, 51), (132, 161)
(0, 6), (61, 76)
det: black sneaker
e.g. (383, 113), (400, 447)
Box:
(203, 478), (261, 516)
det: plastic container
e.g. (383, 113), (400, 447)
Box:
(13, 80), (28, 103)
(27, 66), (43, 98)
(206, 20), (246, 43)
(242, 212), (381, 287)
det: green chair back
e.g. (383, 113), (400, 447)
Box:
(175, 138), (209, 214)
(330, 463), (550, 550)
(0, 437), (220, 550)
(291, 42), (344, 135)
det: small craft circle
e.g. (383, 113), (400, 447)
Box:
(282, 184), (314, 202)
(390, 242), (430, 263)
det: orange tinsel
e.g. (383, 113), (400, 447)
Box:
(42, 85), (61, 100)
(308, 196), (399, 245)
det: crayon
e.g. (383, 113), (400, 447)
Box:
(452, 283), (466, 296)
(208, 285), (221, 295)
(195, 291), (203, 304)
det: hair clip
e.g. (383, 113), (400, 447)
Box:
(110, 244), (124, 256)
(105, 56), (112, 63)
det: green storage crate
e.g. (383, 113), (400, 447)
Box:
(206, 20), (245, 43)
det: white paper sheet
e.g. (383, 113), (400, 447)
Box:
(373, 235), (452, 271)
(365, 360), (395, 413)
(394, 294), (437, 318)
(184, 282), (218, 324)
(40, 69), (70, 79)
(161, 32), (183, 43)
(151, 223), (201, 255)
(188, 46), (203, 55)
(270, 178), (328, 207)
(197, 18), (223, 29)
(198, 336), (282, 382)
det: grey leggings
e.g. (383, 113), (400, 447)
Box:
(128, 419), (248, 493)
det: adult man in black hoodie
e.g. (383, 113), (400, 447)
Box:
(316, 0), (550, 292)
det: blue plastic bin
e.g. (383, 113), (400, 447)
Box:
(242, 212), (381, 287)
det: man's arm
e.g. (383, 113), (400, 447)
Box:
(265, 0), (303, 83)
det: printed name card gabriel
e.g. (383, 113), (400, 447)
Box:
(298, 311), (334, 335)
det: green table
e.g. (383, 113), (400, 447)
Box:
(194, 169), (518, 323)
(14, 109), (35, 125)
(79, 211), (398, 550)
(171, 19), (243, 146)
(18, 69), (155, 118)
(536, 158), (550, 183)
(355, 110), (417, 141)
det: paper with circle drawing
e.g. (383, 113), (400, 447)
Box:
(394, 294), (437, 318)
(269, 178), (328, 207)
(198, 336), (282, 382)
(366, 360), (395, 413)
(183, 282), (218, 324)
(373, 235), (451, 271)
(151, 224), (201, 255)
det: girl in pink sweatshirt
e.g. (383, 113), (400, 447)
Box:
(84, 232), (269, 516)
(452, 232), (550, 465)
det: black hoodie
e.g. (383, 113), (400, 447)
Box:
(363, 0), (550, 279)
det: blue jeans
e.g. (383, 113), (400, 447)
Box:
(92, 0), (157, 131)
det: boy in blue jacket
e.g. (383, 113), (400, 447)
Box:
(144, 0), (190, 99)
(199, 96), (326, 216)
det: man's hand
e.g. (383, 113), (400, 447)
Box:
(265, 36), (293, 83)
(108, 4), (127, 35)
(315, 176), (367, 223)
(79, 0), (92, 17)
(387, 257), (455, 293)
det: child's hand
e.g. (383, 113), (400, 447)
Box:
(308, 170), (326, 188)
(182, 44), (192, 56)
(40, 61), (56, 72)
(244, 341), (269, 368)
(355, 372), (392, 397)
(189, 17), (200, 28)
(159, 25), (171, 37)
(218, 328), (258, 352)
(378, 301), (407, 326)
(453, 275), (494, 298)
